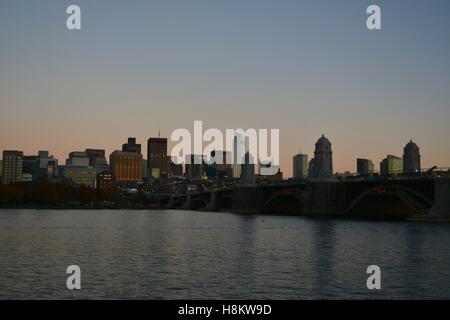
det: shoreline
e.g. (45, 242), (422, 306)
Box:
(1, 206), (449, 223)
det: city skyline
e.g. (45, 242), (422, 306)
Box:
(0, 134), (440, 177)
(1, 0), (450, 177)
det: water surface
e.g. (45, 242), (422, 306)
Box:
(0, 209), (449, 299)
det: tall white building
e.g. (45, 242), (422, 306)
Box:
(293, 154), (308, 179)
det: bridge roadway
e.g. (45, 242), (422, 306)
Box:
(161, 177), (450, 219)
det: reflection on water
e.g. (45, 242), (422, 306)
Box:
(0, 209), (449, 299)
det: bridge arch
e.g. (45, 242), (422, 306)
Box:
(344, 185), (433, 216)
(260, 188), (305, 214)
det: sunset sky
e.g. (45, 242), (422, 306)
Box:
(1, 0), (449, 177)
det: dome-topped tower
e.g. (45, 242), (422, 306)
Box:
(312, 134), (333, 179)
(403, 139), (421, 174)
(315, 134), (331, 149)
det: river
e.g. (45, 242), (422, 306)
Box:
(0, 209), (449, 299)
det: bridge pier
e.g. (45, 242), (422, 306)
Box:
(303, 181), (346, 216)
(205, 190), (220, 211)
(182, 194), (194, 210)
(166, 196), (177, 209)
(429, 178), (450, 216)
(232, 185), (264, 214)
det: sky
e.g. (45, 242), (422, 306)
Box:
(1, 0), (449, 177)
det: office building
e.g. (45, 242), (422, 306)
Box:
(61, 166), (97, 187)
(208, 150), (232, 180)
(293, 154), (308, 179)
(147, 137), (168, 179)
(109, 150), (143, 184)
(2, 150), (23, 185)
(38, 151), (59, 178)
(21, 173), (33, 182)
(307, 158), (315, 179)
(66, 151), (90, 167)
(86, 149), (109, 173)
(240, 152), (256, 185)
(122, 137), (141, 154)
(185, 154), (205, 179)
(403, 140), (421, 174)
(22, 155), (39, 179)
(169, 160), (183, 177)
(97, 171), (114, 190)
(380, 155), (403, 176)
(357, 158), (374, 175)
(232, 134), (245, 178)
(142, 159), (148, 179)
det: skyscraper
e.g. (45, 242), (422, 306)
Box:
(66, 151), (90, 167)
(110, 151), (143, 184)
(86, 149), (109, 173)
(307, 158), (315, 179)
(147, 137), (168, 179)
(232, 134), (245, 178)
(240, 152), (256, 185)
(185, 154), (204, 179)
(403, 140), (421, 174)
(311, 135), (333, 179)
(122, 137), (141, 154)
(22, 155), (39, 180)
(169, 160), (183, 177)
(38, 151), (59, 178)
(293, 154), (308, 179)
(204, 150), (233, 180)
(2, 150), (23, 185)
(380, 155), (403, 176)
(357, 158), (374, 175)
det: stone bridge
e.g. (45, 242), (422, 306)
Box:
(162, 178), (450, 219)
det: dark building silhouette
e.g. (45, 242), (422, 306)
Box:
(37, 151), (59, 178)
(22, 155), (39, 179)
(240, 152), (255, 185)
(66, 151), (90, 167)
(310, 135), (333, 179)
(122, 137), (141, 154)
(86, 149), (109, 173)
(97, 171), (114, 190)
(403, 140), (421, 174)
(185, 155), (204, 179)
(147, 137), (168, 179)
(307, 158), (315, 179)
(357, 158), (374, 175)
(206, 150), (233, 180)
(169, 160), (183, 177)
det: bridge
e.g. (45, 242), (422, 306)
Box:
(160, 177), (450, 219)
